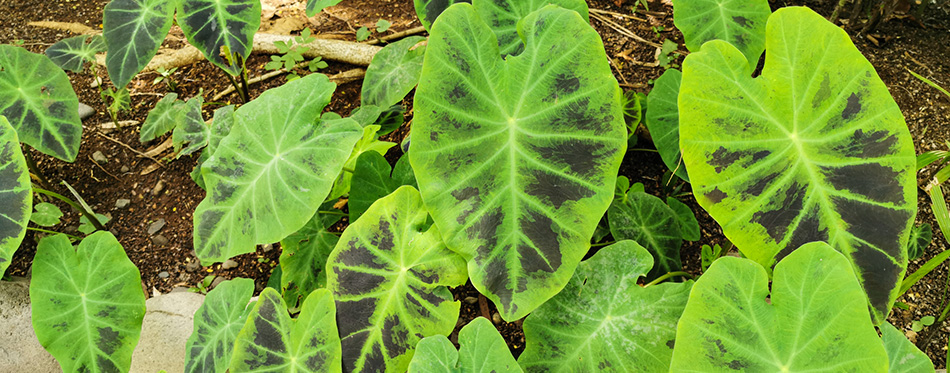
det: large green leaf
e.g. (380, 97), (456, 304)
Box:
(474, 0), (589, 56)
(172, 95), (208, 158)
(349, 151), (416, 223)
(0, 45), (82, 161)
(140, 93), (182, 142)
(670, 242), (888, 371)
(410, 4), (625, 321)
(103, 0), (176, 88)
(408, 317), (521, 373)
(644, 68), (688, 181)
(279, 204), (341, 310)
(178, 0), (261, 75)
(362, 36), (427, 108)
(519, 241), (692, 372)
(193, 73), (362, 264)
(230, 288), (342, 372)
(881, 322), (934, 372)
(30, 232), (146, 372)
(678, 7), (916, 323)
(672, 0), (770, 68)
(46, 34), (106, 73)
(414, 0), (471, 31)
(327, 186), (467, 373)
(607, 191), (682, 279)
(185, 278), (255, 373)
(0, 116), (30, 276)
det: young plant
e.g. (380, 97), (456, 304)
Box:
(264, 28), (327, 81)
(100, 86), (130, 126)
(152, 66), (178, 91)
(409, 317), (520, 372)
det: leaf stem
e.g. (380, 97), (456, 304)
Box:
(318, 210), (347, 216)
(643, 271), (694, 287)
(22, 150), (51, 190)
(628, 148), (659, 153)
(26, 227), (81, 241)
(590, 241), (616, 248)
(33, 185), (105, 232)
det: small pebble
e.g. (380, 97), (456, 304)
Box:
(151, 180), (165, 196)
(77, 102), (95, 120)
(185, 261), (200, 273)
(222, 259), (238, 270)
(147, 219), (166, 235)
(92, 151), (108, 164)
(90, 77), (102, 88)
(115, 198), (131, 209)
(463, 296), (478, 304)
(492, 312), (502, 324)
(120, 165), (130, 173)
(158, 271), (170, 279)
(211, 276), (225, 288)
(261, 243), (273, 253)
(151, 234), (169, 246)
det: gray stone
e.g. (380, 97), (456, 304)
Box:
(115, 198), (131, 209)
(463, 296), (478, 304)
(151, 234), (169, 247)
(0, 278), (61, 372)
(261, 243), (273, 253)
(120, 165), (130, 173)
(151, 180), (165, 196)
(492, 312), (501, 324)
(77, 102), (95, 120)
(211, 276), (225, 288)
(147, 219), (166, 235)
(185, 261), (200, 273)
(158, 271), (170, 279)
(130, 291), (206, 373)
(221, 259), (238, 270)
(92, 151), (108, 164)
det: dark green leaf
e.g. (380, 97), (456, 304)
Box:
(608, 191), (682, 279)
(45, 35), (106, 72)
(185, 278), (254, 373)
(361, 36), (426, 108)
(0, 45), (82, 161)
(349, 151), (416, 222)
(140, 93), (183, 143)
(178, 0), (261, 75)
(0, 116), (30, 275)
(645, 68), (688, 181)
(907, 223), (932, 260)
(278, 204), (341, 310)
(172, 95), (208, 158)
(103, 0), (175, 88)
(667, 197), (700, 241)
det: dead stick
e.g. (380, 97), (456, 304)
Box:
(87, 155), (120, 180)
(96, 132), (164, 166)
(589, 8), (648, 23)
(589, 12), (662, 48)
(368, 26), (427, 45)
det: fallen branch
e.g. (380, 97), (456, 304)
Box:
(213, 67), (365, 101)
(27, 21), (95, 34)
(368, 26), (427, 45)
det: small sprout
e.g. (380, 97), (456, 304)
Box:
(31, 202), (64, 227)
(356, 26), (371, 42)
(376, 19), (391, 33)
(911, 316), (935, 332)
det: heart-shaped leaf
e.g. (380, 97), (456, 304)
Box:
(172, 95), (208, 158)
(678, 7), (917, 323)
(185, 278), (255, 373)
(906, 223), (932, 260)
(327, 124), (396, 200)
(46, 34), (106, 72)
(410, 4), (625, 321)
(670, 242), (888, 371)
(279, 204), (342, 310)
(608, 191), (682, 279)
(30, 232), (146, 373)
(0, 116), (30, 276)
(672, 0), (770, 68)
(193, 73), (363, 264)
(140, 93), (182, 142)
(362, 36), (427, 108)
(103, 0), (175, 88)
(327, 186), (467, 373)
(178, 0), (261, 75)
(644, 68), (688, 181)
(881, 321), (934, 372)
(230, 288), (342, 372)
(520, 241), (692, 372)
(667, 197), (700, 241)
(30, 202), (63, 227)
(0, 45), (82, 161)
(408, 317), (522, 373)
(349, 151), (416, 223)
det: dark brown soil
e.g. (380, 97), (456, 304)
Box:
(3, 0), (950, 367)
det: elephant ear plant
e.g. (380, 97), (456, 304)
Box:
(678, 6), (917, 324)
(411, 3), (626, 321)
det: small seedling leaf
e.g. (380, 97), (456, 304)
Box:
(409, 317), (521, 372)
(31, 202), (63, 227)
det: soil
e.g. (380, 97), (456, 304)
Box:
(3, 0), (950, 368)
